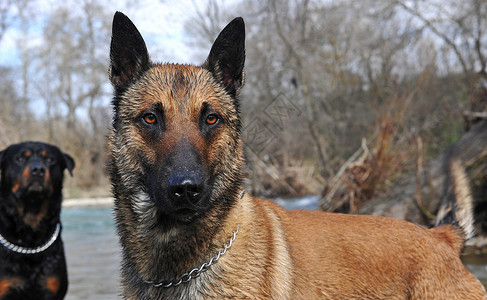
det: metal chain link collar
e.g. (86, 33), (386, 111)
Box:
(0, 223), (61, 254)
(145, 224), (239, 288)
(144, 190), (245, 288)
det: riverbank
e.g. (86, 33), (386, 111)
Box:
(63, 197), (113, 207)
(62, 194), (321, 209)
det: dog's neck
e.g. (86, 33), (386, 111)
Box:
(0, 193), (60, 247)
(144, 224), (239, 288)
(117, 190), (245, 297)
(0, 222), (60, 255)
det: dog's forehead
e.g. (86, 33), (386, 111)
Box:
(127, 63), (228, 111)
(6, 142), (57, 157)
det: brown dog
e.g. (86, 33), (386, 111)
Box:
(107, 12), (486, 299)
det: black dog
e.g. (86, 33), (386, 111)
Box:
(0, 142), (74, 300)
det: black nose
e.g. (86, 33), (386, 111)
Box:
(30, 163), (46, 177)
(168, 172), (204, 206)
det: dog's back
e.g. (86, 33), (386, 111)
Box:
(245, 198), (486, 299)
(290, 211), (483, 298)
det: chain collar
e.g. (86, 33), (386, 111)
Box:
(0, 223), (61, 254)
(144, 190), (245, 288)
(145, 224), (239, 288)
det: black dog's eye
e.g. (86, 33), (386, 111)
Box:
(16, 156), (25, 163)
(45, 157), (54, 165)
(142, 113), (157, 125)
(205, 114), (219, 126)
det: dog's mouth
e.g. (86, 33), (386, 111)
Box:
(13, 180), (50, 197)
(174, 208), (194, 215)
(133, 190), (207, 226)
(170, 207), (202, 222)
(23, 179), (52, 196)
(26, 181), (45, 193)
(151, 191), (210, 216)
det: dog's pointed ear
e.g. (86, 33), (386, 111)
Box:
(109, 11), (151, 94)
(203, 17), (245, 98)
(63, 153), (75, 177)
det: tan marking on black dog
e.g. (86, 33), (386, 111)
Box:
(43, 276), (60, 295)
(0, 277), (23, 298)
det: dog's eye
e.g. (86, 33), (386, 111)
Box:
(142, 113), (157, 125)
(45, 157), (54, 165)
(16, 156), (25, 163)
(206, 114), (219, 125)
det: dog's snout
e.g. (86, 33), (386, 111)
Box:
(30, 163), (46, 177)
(170, 185), (202, 204)
(168, 172), (204, 205)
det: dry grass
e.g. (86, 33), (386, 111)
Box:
(320, 93), (417, 213)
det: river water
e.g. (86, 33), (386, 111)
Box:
(61, 196), (487, 299)
(62, 206), (120, 299)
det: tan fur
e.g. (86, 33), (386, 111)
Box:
(21, 199), (48, 230)
(436, 158), (476, 239)
(0, 277), (23, 298)
(42, 276), (60, 295)
(201, 193), (486, 299)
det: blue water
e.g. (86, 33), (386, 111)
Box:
(61, 206), (120, 300)
(60, 197), (487, 299)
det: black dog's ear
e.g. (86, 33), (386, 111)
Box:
(203, 17), (245, 98)
(63, 153), (75, 177)
(109, 11), (151, 94)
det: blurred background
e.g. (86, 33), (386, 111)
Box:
(1, 0), (485, 201)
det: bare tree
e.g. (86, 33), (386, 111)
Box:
(80, 0), (111, 138)
(14, 0), (35, 139)
(35, 5), (108, 132)
(0, 0), (16, 42)
(29, 1), (112, 191)
(394, 0), (487, 79)
(0, 67), (23, 146)
(185, 0), (227, 47)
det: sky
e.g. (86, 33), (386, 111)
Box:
(0, 0), (212, 68)
(118, 0), (206, 64)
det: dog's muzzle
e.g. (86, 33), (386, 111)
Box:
(146, 142), (211, 216)
(24, 162), (50, 194)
